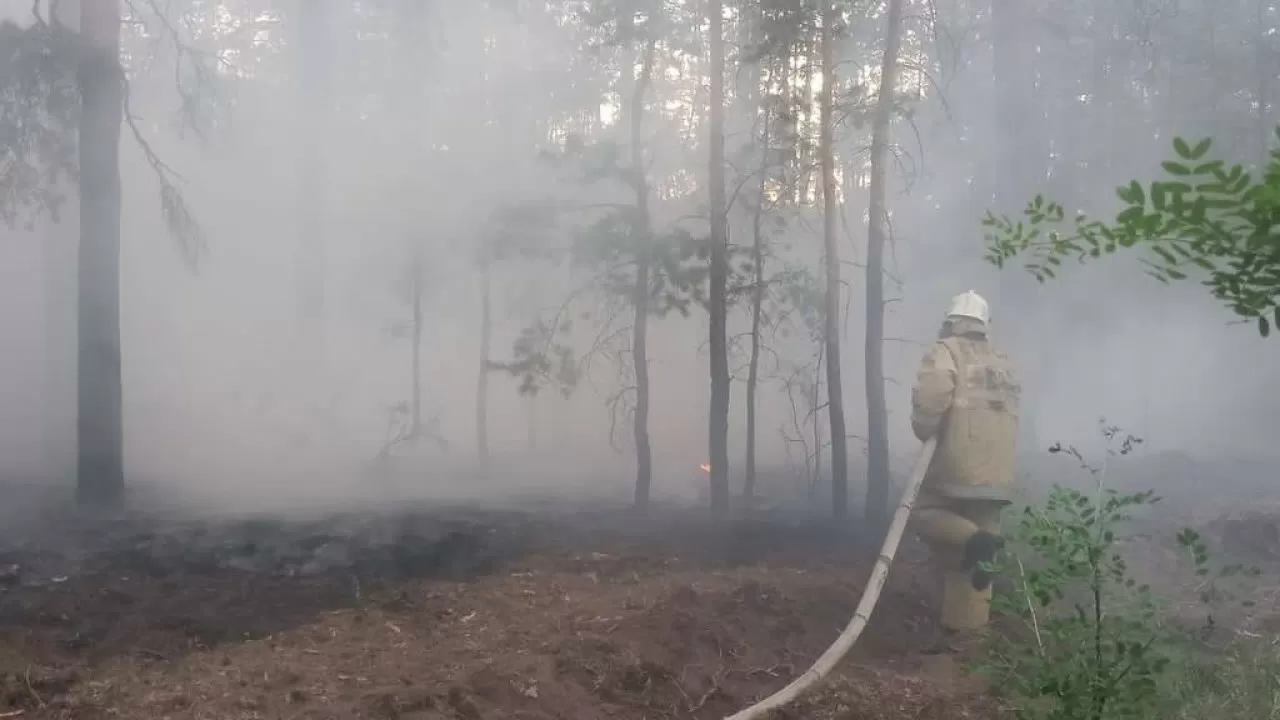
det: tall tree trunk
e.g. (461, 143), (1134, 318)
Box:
(630, 39), (658, 510)
(811, 350), (823, 502)
(818, 0), (849, 520)
(799, 36), (818, 204)
(744, 86), (770, 502)
(295, 0), (329, 337)
(739, 2), (765, 501)
(45, 0), (81, 490)
(992, 0), (1047, 453)
(526, 396), (537, 452)
(77, 0), (124, 507)
(777, 41), (795, 209)
(991, 0), (1044, 206)
(394, 0), (426, 453)
(864, 0), (906, 534)
(477, 256), (491, 473)
(1255, 0), (1272, 167)
(410, 248), (423, 438)
(730, 1), (759, 140)
(708, 0), (731, 516)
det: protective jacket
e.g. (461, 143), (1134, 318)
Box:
(911, 317), (1021, 498)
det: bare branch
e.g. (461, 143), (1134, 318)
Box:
(119, 68), (206, 269)
(123, 0), (231, 141)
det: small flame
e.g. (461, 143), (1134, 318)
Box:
(699, 462), (712, 474)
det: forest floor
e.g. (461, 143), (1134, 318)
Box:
(0, 499), (1005, 720)
(3, 480), (1280, 720)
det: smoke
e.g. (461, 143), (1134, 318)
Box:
(2, 0), (1278, 517)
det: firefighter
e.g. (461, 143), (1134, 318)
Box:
(910, 290), (1021, 593)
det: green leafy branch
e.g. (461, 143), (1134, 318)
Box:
(984, 129), (1280, 336)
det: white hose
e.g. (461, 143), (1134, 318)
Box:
(723, 437), (938, 720)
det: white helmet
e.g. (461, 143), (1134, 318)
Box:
(946, 290), (989, 326)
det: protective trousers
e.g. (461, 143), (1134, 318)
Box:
(913, 492), (1007, 632)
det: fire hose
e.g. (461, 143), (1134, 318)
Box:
(723, 436), (938, 720)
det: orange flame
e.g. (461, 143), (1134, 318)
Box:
(699, 462), (712, 474)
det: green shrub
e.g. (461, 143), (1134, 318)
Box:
(977, 423), (1256, 720)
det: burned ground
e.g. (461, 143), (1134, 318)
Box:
(0, 501), (1000, 720)
(4, 459), (1280, 720)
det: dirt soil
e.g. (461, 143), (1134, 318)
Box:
(0, 505), (1002, 720)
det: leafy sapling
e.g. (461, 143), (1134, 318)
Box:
(980, 421), (1254, 720)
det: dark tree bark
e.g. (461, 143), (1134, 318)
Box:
(798, 34), (818, 204)
(295, 0), (330, 336)
(76, 0), (124, 507)
(630, 38), (658, 509)
(992, 0), (1048, 451)
(707, 0), (731, 516)
(744, 103), (769, 502)
(1254, 0), (1273, 167)
(525, 396), (537, 452)
(393, 0), (427, 449)
(476, 255), (491, 474)
(991, 0), (1047, 210)
(736, 1), (764, 501)
(410, 247), (423, 438)
(818, 0), (849, 520)
(865, 0), (906, 534)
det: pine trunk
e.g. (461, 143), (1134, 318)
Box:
(477, 257), (491, 474)
(865, 0), (906, 534)
(744, 94), (769, 502)
(992, 0), (1046, 453)
(76, 0), (124, 507)
(295, 0), (328, 336)
(740, 2), (765, 502)
(707, 0), (731, 516)
(818, 0), (849, 520)
(630, 39), (658, 509)
(410, 248), (423, 439)
(394, 0), (426, 457)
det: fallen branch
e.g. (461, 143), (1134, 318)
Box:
(22, 666), (43, 708)
(679, 667), (727, 714)
(734, 663), (795, 679)
(689, 679), (724, 713)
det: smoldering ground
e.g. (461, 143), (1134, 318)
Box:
(0, 493), (972, 720)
